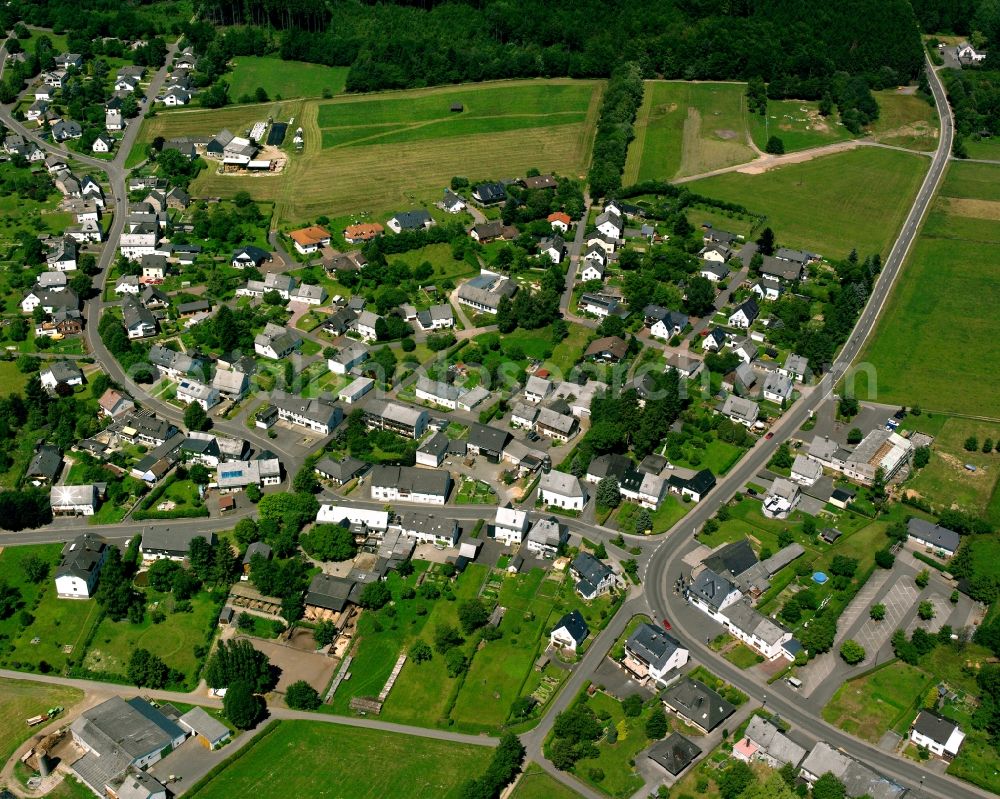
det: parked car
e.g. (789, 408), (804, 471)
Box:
(765, 432), (774, 440)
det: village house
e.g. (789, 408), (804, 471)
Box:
(216, 458), (282, 493)
(907, 518), (961, 558)
(595, 209), (623, 239)
(570, 552), (623, 600)
(539, 470), (587, 510)
(273, 396), (343, 435)
(176, 378), (221, 411)
(40, 360), (84, 390)
(397, 511), (460, 547)
(623, 622), (689, 684)
(647, 306), (689, 339)
(288, 225), (331, 255)
(140, 529), (215, 562)
(550, 609), (590, 651)
(364, 400), (428, 438)
(55, 533), (109, 598)
(231, 244), (271, 269)
(416, 303), (454, 330)
(370, 465), (451, 505)
(548, 211), (571, 232)
(720, 395), (760, 428)
(472, 182), (505, 205)
(457, 271), (518, 314)
(648, 734), (702, 777)
(910, 711), (965, 760)
(254, 322), (303, 359)
(387, 209), (434, 233)
(733, 716), (806, 769)
(728, 298), (759, 328)
(492, 505), (530, 546)
(524, 516), (568, 557)
(663, 678), (736, 733)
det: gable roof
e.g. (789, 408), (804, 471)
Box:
(552, 609), (589, 645)
(907, 518), (960, 552)
(703, 539), (757, 578)
(688, 567), (736, 612)
(626, 622), (684, 671)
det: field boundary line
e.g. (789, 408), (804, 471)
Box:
(623, 85), (654, 185)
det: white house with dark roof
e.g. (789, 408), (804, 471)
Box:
(910, 711), (965, 760)
(596, 209), (623, 239)
(687, 567), (741, 621)
(720, 395), (759, 428)
(907, 518), (961, 557)
(273, 396), (343, 435)
(550, 609), (589, 651)
(728, 298), (759, 329)
(40, 360), (84, 390)
(623, 622), (688, 683)
(524, 517), (568, 557)
(570, 552), (622, 600)
(55, 534), (109, 598)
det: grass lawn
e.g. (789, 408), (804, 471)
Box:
(856, 162), (1000, 416)
(390, 243), (477, 285)
(947, 723), (1000, 795)
(869, 90), (939, 152)
(672, 438), (745, 475)
(83, 588), (220, 687)
(0, 544), (103, 674)
(684, 205), (756, 240)
(723, 643), (765, 669)
(571, 690), (652, 798)
(963, 136), (1000, 160)
(187, 720), (492, 799)
(511, 763), (584, 799)
(227, 57), (348, 101)
(749, 98), (856, 153)
(455, 478), (498, 505)
(615, 496), (689, 535)
(904, 417), (1000, 522)
(822, 661), (933, 742)
(0, 360), (31, 393)
(547, 322), (593, 376)
(687, 147), (928, 259)
(161, 80), (602, 225)
(624, 81), (753, 183)
(0, 678), (83, 764)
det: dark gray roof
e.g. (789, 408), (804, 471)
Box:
(688, 567), (736, 612)
(371, 465), (450, 497)
(242, 541), (272, 565)
(27, 444), (62, 481)
(912, 711), (960, 745)
(315, 456), (367, 483)
(552, 609), (589, 645)
(703, 539), (757, 579)
(907, 518), (960, 552)
(305, 573), (356, 611)
(626, 622), (683, 671)
(571, 552), (613, 595)
(468, 423), (509, 454)
(72, 696), (183, 763)
(56, 534), (107, 581)
(648, 732), (702, 775)
(418, 432), (449, 458)
(391, 209), (433, 230)
(141, 528), (214, 557)
(588, 453), (632, 481)
(662, 678), (735, 731)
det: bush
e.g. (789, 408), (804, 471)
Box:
(285, 680), (321, 710)
(839, 639), (866, 664)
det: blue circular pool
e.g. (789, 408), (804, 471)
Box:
(812, 571), (829, 584)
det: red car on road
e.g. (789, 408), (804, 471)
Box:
(661, 618), (672, 631)
(765, 432), (774, 440)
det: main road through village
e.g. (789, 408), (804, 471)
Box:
(0, 42), (979, 799)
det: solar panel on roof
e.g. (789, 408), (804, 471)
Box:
(221, 470), (244, 479)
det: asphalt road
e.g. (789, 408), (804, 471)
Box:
(643, 55), (967, 799)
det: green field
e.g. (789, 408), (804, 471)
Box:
(624, 81), (753, 183)
(749, 98), (857, 154)
(869, 90), (939, 152)
(319, 83), (594, 148)
(83, 588), (220, 687)
(140, 80), (602, 225)
(187, 720), (492, 799)
(0, 360), (31, 393)
(688, 147), (928, 258)
(857, 161), (1000, 416)
(511, 763), (584, 799)
(570, 690), (651, 797)
(905, 417), (1000, 523)
(822, 661), (933, 741)
(0, 678), (83, 764)
(0, 544), (104, 673)
(228, 57), (349, 101)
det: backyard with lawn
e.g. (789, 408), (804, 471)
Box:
(0, 544), (103, 675)
(822, 661), (935, 742)
(186, 720), (493, 799)
(82, 586), (222, 688)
